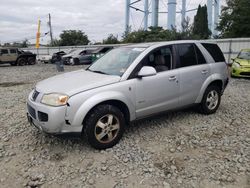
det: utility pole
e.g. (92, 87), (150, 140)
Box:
(125, 0), (131, 34)
(48, 13), (53, 44)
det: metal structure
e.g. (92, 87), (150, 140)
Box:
(207, 0), (213, 31)
(167, 0), (177, 30)
(125, 0), (220, 35)
(213, 0), (220, 36)
(151, 0), (159, 27)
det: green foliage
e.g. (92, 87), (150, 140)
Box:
(217, 0), (250, 38)
(49, 38), (61, 46)
(192, 5), (211, 39)
(59, 30), (89, 46)
(103, 34), (120, 44)
(122, 25), (194, 43)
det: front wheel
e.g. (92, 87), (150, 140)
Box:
(198, 85), (221, 114)
(83, 105), (125, 149)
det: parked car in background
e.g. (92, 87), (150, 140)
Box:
(91, 47), (113, 62)
(40, 51), (66, 64)
(40, 54), (52, 64)
(231, 49), (250, 77)
(27, 41), (229, 149)
(50, 51), (66, 64)
(62, 49), (94, 65)
(0, 47), (36, 66)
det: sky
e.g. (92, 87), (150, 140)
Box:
(0, 0), (225, 45)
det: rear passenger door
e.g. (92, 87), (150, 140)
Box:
(0, 49), (10, 62)
(9, 49), (18, 62)
(175, 43), (210, 106)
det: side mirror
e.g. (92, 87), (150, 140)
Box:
(137, 66), (157, 77)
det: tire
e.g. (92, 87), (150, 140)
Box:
(198, 85), (221, 114)
(83, 105), (125, 149)
(28, 57), (36, 65)
(10, 62), (17, 66)
(17, 58), (26, 66)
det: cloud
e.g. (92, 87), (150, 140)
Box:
(0, 0), (225, 44)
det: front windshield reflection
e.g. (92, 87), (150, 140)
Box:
(88, 47), (145, 76)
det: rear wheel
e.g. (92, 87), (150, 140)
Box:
(198, 85), (221, 114)
(83, 105), (125, 149)
(10, 62), (17, 66)
(17, 58), (26, 66)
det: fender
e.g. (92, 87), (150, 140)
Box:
(195, 73), (224, 103)
(71, 91), (135, 127)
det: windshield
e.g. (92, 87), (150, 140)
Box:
(87, 47), (145, 76)
(238, 51), (250, 60)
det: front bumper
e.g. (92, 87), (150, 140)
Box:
(26, 90), (82, 134)
(231, 67), (250, 77)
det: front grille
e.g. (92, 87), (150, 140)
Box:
(240, 72), (250, 76)
(27, 104), (36, 119)
(32, 90), (39, 101)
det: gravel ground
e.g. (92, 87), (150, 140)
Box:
(0, 63), (249, 188)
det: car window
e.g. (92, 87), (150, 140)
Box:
(177, 44), (197, 68)
(194, 45), (206, 64)
(1, 49), (8, 54)
(10, 49), (17, 54)
(238, 51), (250, 60)
(142, 46), (173, 72)
(201, 43), (225, 62)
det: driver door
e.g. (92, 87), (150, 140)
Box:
(134, 45), (180, 118)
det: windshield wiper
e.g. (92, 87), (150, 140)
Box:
(88, 69), (108, 75)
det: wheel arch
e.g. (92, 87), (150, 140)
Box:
(70, 91), (135, 130)
(82, 100), (130, 127)
(195, 75), (224, 103)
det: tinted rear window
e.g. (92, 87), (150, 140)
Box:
(194, 45), (206, 64)
(201, 43), (225, 62)
(177, 44), (197, 68)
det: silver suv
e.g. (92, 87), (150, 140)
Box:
(27, 41), (229, 149)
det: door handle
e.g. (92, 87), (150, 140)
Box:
(201, 70), (208, 74)
(168, 76), (176, 81)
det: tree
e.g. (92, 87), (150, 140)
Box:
(59, 30), (89, 46)
(192, 5), (211, 39)
(217, 0), (250, 38)
(122, 26), (195, 43)
(50, 38), (61, 46)
(103, 34), (120, 44)
(21, 39), (28, 47)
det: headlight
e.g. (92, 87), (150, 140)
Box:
(232, 62), (241, 68)
(41, 93), (68, 106)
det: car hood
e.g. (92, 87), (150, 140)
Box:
(36, 70), (121, 96)
(235, 58), (250, 66)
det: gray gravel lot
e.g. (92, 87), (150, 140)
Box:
(0, 63), (249, 188)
